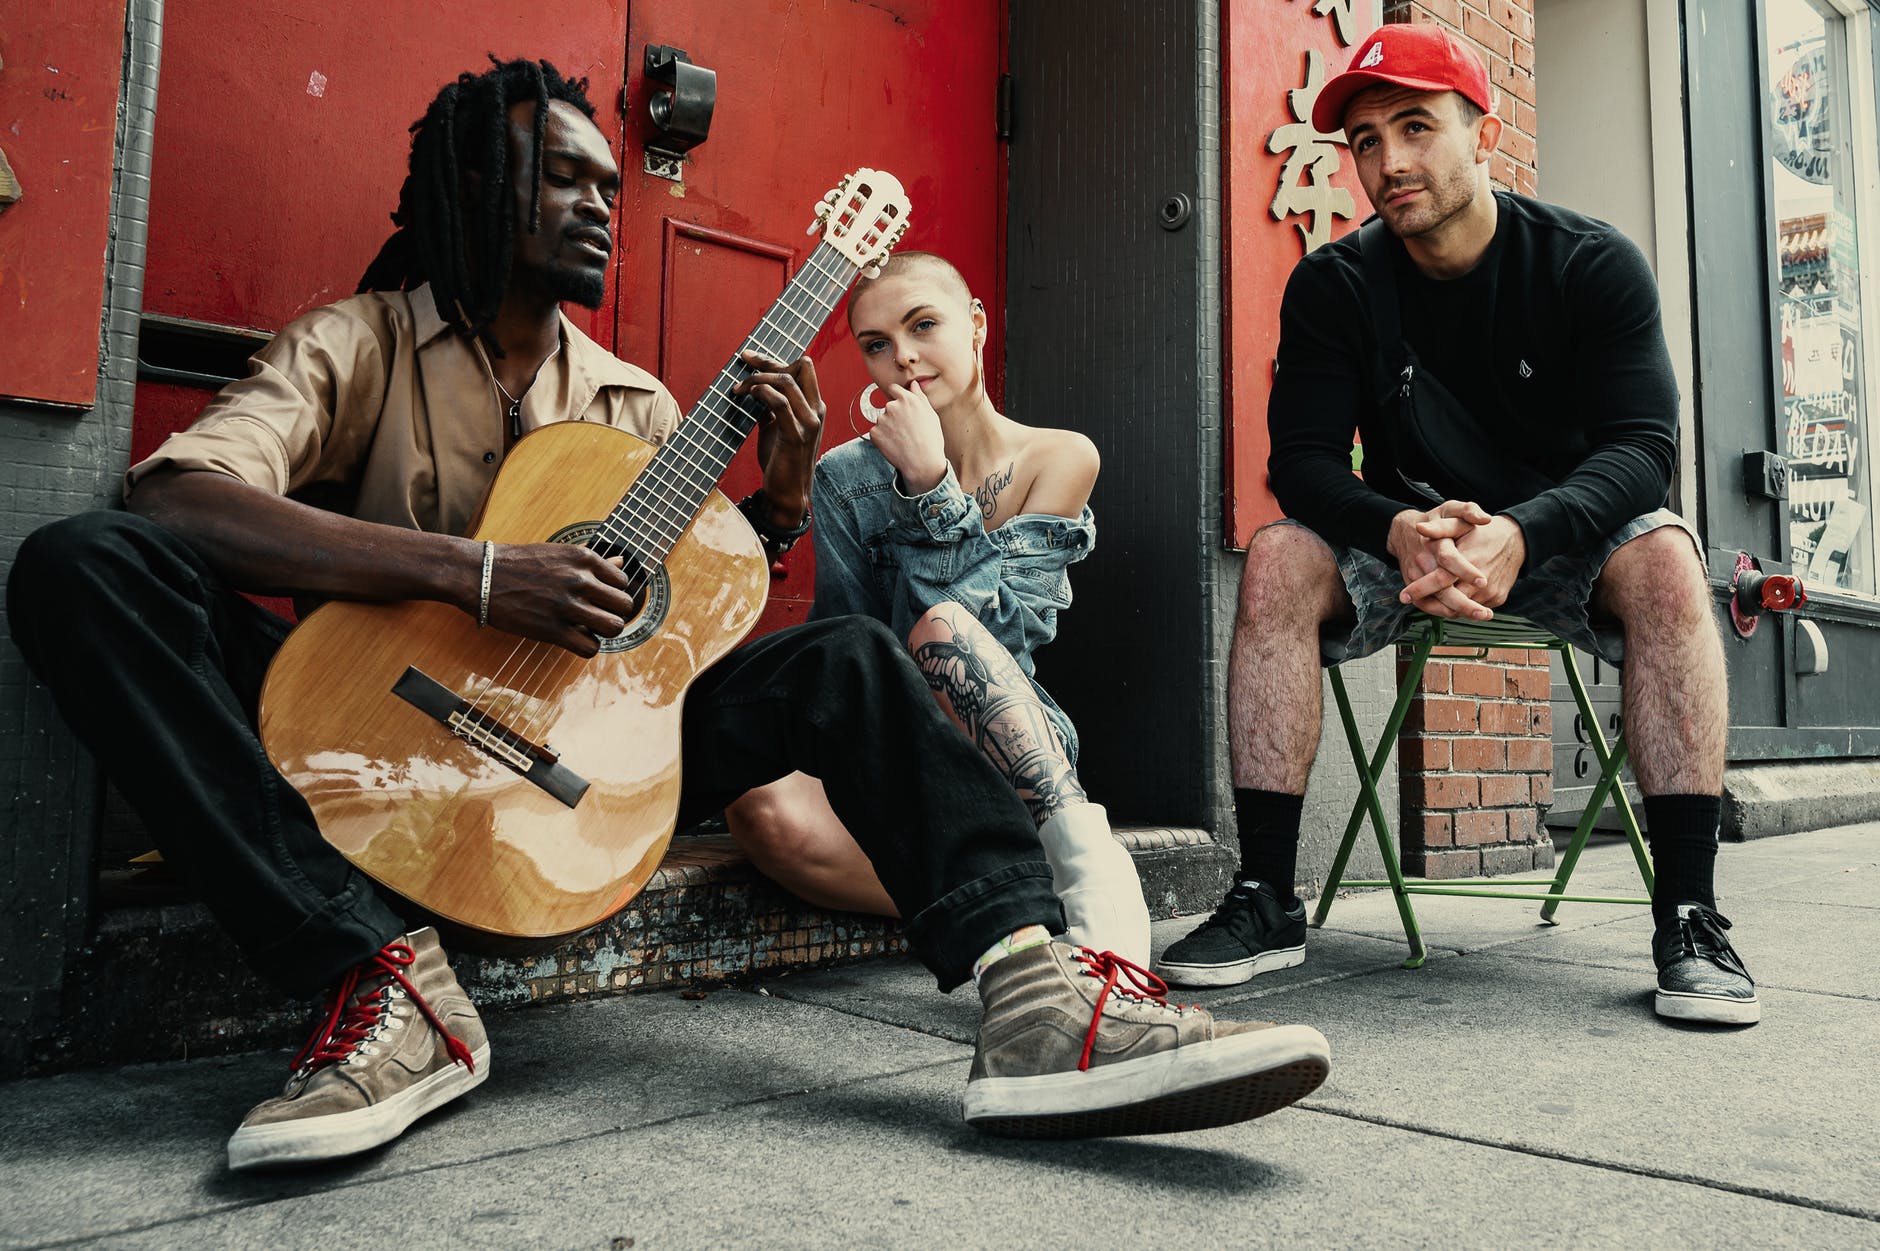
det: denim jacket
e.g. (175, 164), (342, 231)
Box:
(808, 437), (1095, 753)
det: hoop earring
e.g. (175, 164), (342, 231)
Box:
(848, 384), (888, 437)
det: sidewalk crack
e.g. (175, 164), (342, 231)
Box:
(1296, 1103), (1880, 1225)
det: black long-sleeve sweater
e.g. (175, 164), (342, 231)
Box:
(1266, 191), (1679, 571)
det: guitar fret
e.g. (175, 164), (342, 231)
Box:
(588, 237), (887, 566)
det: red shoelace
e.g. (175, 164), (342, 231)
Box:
(1072, 947), (1179, 1072)
(290, 940), (476, 1076)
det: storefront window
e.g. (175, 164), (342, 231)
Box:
(1767, 0), (1876, 594)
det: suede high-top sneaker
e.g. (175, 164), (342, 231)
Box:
(227, 928), (489, 1170)
(964, 943), (1330, 1138)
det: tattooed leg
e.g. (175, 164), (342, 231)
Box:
(908, 603), (1088, 826)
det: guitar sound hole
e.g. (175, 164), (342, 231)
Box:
(545, 521), (671, 653)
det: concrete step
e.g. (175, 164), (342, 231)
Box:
(21, 828), (1232, 1076)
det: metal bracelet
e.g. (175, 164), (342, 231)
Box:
(478, 540), (495, 628)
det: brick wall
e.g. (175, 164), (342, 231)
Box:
(1399, 647), (1556, 877)
(1384, 0), (1538, 196)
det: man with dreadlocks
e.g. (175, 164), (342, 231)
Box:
(8, 57), (1330, 1169)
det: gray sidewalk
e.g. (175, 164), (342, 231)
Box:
(3, 824), (1875, 1250)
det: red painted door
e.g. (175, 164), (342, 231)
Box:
(130, 4), (632, 465)
(612, 0), (1004, 636)
(130, 1), (1003, 641)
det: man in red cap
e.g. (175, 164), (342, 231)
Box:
(1156, 25), (1757, 1028)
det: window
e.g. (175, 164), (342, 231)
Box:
(1766, 0), (1880, 594)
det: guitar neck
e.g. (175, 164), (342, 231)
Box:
(595, 241), (858, 563)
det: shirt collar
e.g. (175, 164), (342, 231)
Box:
(407, 281), (659, 397)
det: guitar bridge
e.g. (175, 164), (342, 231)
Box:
(392, 666), (590, 808)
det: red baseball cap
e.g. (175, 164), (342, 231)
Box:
(1311, 24), (1494, 135)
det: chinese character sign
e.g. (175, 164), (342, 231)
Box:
(1225, 0), (1378, 548)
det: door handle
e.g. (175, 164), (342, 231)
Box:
(643, 44), (716, 179)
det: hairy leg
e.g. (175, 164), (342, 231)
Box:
(1227, 525), (1356, 794)
(907, 603), (1086, 827)
(724, 773), (898, 916)
(1592, 527), (1728, 794)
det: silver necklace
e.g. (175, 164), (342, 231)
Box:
(474, 337), (562, 439)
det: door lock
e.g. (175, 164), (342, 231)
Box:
(643, 44), (716, 181)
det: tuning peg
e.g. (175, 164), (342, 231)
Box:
(823, 189), (841, 204)
(861, 262), (883, 280)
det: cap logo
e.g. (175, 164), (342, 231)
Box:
(1359, 42), (1385, 69)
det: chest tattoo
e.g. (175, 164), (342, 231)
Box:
(973, 461), (1016, 518)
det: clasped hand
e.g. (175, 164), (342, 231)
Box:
(1388, 500), (1526, 621)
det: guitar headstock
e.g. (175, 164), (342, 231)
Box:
(810, 168), (911, 278)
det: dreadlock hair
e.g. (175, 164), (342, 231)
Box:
(357, 55), (598, 353)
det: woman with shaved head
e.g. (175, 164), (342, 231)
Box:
(726, 252), (1152, 964)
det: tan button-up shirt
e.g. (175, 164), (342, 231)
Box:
(125, 283), (683, 538)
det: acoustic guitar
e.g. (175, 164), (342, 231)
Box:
(258, 170), (910, 939)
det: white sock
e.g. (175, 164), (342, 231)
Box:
(972, 924), (1053, 984)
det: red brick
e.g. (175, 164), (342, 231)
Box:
(1479, 774), (1530, 807)
(1451, 663), (1506, 697)
(1485, 648), (1530, 664)
(1401, 736), (1453, 770)
(1508, 667), (1552, 700)
(1405, 772), (1479, 809)
(1480, 700), (1544, 735)
(1492, 56), (1536, 105)
(1515, 166), (1538, 196)
(1493, 0), (1535, 42)
(1452, 737), (1507, 772)
(1416, 813), (1455, 848)
(1511, 35), (1534, 72)
(1392, 0), (1464, 27)
(1431, 645), (1481, 659)
(1506, 736), (1552, 771)
(1412, 849), (1481, 879)
(1499, 126), (1537, 169)
(1532, 774), (1554, 806)
(1419, 661), (1452, 695)
(1407, 696), (1477, 734)
(1453, 809), (1508, 845)
(1461, 9), (1513, 60)
(1515, 99), (1538, 134)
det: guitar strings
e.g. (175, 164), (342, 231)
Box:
(453, 243), (858, 757)
(478, 252), (851, 752)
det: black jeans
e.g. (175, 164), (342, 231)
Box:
(7, 512), (1060, 996)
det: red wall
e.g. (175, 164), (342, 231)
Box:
(0, 1), (130, 408)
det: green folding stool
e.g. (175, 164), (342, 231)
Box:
(1313, 613), (1654, 967)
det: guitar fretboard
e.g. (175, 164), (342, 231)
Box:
(589, 241), (858, 564)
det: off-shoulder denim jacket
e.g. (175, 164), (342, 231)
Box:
(807, 437), (1096, 754)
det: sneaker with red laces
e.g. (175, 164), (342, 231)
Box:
(227, 928), (489, 1170)
(964, 943), (1330, 1138)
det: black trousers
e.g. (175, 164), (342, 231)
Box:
(7, 511), (1060, 996)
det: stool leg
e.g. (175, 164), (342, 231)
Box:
(1543, 649), (1653, 921)
(1319, 638), (1433, 967)
(1313, 666), (1367, 929)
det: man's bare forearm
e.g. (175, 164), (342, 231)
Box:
(129, 470), (479, 611)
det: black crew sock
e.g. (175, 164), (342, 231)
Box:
(1234, 788), (1306, 907)
(1643, 794), (1721, 926)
